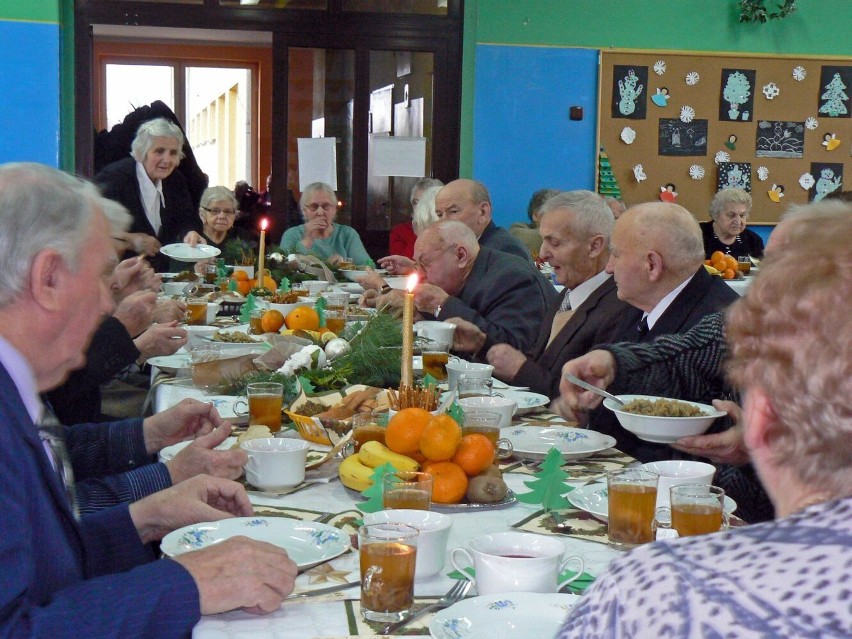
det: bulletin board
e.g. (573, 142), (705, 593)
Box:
(599, 51), (852, 224)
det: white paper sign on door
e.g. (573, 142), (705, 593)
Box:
(297, 137), (337, 191)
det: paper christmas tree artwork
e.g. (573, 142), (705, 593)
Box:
(278, 276), (291, 292)
(819, 72), (849, 117)
(515, 448), (574, 512)
(358, 463), (397, 513)
(315, 296), (327, 327)
(598, 149), (622, 199)
(239, 292), (257, 323)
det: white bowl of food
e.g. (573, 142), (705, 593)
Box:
(603, 394), (725, 444)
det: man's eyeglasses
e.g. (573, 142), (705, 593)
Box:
(305, 203), (336, 212)
(413, 244), (457, 272)
(202, 206), (236, 216)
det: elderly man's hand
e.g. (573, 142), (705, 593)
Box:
(559, 350), (617, 412)
(357, 267), (387, 292)
(126, 232), (161, 257)
(414, 284), (449, 317)
(112, 256), (161, 298)
(153, 298), (188, 324)
(672, 400), (750, 465)
(174, 536), (298, 615)
(378, 255), (415, 275)
(129, 475), (254, 544)
(113, 290), (156, 337)
(371, 288), (406, 319)
(444, 317), (486, 353)
(134, 321), (187, 364)
(486, 343), (527, 380)
(166, 422), (248, 484)
(142, 398), (225, 454)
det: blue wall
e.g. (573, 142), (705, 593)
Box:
(473, 45), (598, 227)
(0, 20), (60, 166)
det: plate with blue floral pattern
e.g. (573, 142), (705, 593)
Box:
(430, 592), (580, 639)
(161, 517), (350, 568)
(502, 426), (616, 461)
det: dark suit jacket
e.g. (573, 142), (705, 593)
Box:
(437, 247), (560, 354)
(512, 277), (631, 398)
(95, 157), (201, 272)
(591, 266), (740, 461)
(0, 363), (199, 637)
(479, 221), (534, 262)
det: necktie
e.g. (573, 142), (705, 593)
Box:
(558, 294), (572, 313)
(637, 316), (650, 336)
(547, 294), (575, 347)
(38, 404), (79, 520)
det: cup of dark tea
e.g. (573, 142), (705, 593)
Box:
(422, 341), (450, 381)
(737, 256), (752, 275)
(358, 523), (418, 623)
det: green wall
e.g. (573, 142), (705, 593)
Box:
(460, 0), (852, 174)
(0, 1), (59, 22)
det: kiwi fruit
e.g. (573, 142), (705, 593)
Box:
(477, 465), (502, 479)
(466, 475), (509, 503)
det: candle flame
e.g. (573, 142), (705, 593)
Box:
(405, 273), (419, 292)
(260, 218), (269, 231)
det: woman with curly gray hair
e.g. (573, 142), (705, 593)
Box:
(700, 187), (764, 260)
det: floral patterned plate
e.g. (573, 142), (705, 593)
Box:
(503, 426), (616, 462)
(161, 517), (350, 568)
(430, 592), (580, 639)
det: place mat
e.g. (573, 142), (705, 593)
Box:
(500, 446), (636, 480)
(345, 596), (447, 636)
(513, 507), (610, 545)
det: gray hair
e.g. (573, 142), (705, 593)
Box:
(200, 185), (237, 211)
(412, 185), (442, 235)
(299, 182), (337, 218)
(410, 178), (443, 204)
(130, 117), (185, 163)
(709, 187), (752, 220)
(540, 190), (614, 240)
(98, 197), (133, 235)
(0, 163), (102, 304)
(469, 180), (492, 207)
(527, 188), (561, 223)
(633, 202), (704, 275)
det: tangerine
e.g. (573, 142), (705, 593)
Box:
(232, 270), (249, 281)
(261, 309), (286, 333)
(419, 414), (462, 461)
(385, 408), (432, 455)
(422, 461), (468, 504)
(451, 434), (495, 476)
(722, 268), (736, 280)
(285, 306), (320, 331)
(711, 250), (725, 263)
(234, 278), (253, 296)
(724, 255), (739, 272)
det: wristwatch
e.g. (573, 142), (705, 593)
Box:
(380, 284), (392, 294)
(434, 303), (442, 318)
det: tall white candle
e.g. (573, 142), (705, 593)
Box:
(401, 273), (418, 387)
(257, 218), (268, 289)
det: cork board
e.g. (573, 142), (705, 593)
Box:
(600, 51), (852, 224)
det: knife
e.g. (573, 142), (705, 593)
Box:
(286, 580), (360, 600)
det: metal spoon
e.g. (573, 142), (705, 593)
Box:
(563, 372), (625, 406)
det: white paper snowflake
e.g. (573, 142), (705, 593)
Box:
(653, 60), (667, 76)
(685, 72), (700, 86)
(689, 165), (705, 180)
(799, 173), (815, 190)
(633, 164), (647, 183)
(805, 117), (819, 130)
(714, 150), (730, 165)
(757, 166), (769, 181)
(762, 82), (780, 100)
(620, 127), (636, 144)
(680, 105), (696, 123)
(792, 66), (806, 81)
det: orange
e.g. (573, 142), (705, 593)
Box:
(724, 255), (739, 272)
(232, 277), (253, 296)
(261, 309), (286, 333)
(422, 461), (468, 504)
(385, 408), (432, 455)
(232, 270), (249, 281)
(711, 251), (725, 263)
(451, 434), (495, 476)
(722, 268), (736, 280)
(285, 306), (320, 331)
(256, 272), (277, 291)
(419, 414), (462, 461)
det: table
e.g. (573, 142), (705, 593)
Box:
(154, 383), (632, 638)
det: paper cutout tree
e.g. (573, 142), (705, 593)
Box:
(278, 276), (291, 292)
(515, 448), (573, 512)
(239, 292), (257, 323)
(358, 463), (397, 513)
(819, 73), (849, 117)
(598, 149), (622, 199)
(315, 296), (327, 327)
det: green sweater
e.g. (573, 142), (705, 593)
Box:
(280, 223), (371, 265)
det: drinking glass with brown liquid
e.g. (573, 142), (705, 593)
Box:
(462, 412), (513, 459)
(352, 412), (386, 453)
(185, 297), (208, 326)
(382, 471), (433, 510)
(668, 484), (727, 537)
(233, 382), (284, 432)
(607, 468), (659, 548)
(359, 523), (418, 622)
(422, 342), (450, 381)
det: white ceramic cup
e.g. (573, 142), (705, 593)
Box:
(240, 438), (310, 490)
(185, 325), (218, 348)
(446, 361), (493, 393)
(205, 302), (220, 324)
(415, 320), (457, 344)
(362, 509), (452, 579)
(306, 281), (330, 296)
(458, 396), (517, 428)
(641, 460), (715, 509)
(450, 532), (584, 595)
(161, 281), (188, 296)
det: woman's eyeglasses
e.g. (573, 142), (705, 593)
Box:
(305, 203), (336, 212)
(202, 206), (236, 216)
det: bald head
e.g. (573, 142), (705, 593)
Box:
(434, 179), (492, 236)
(413, 220), (479, 296)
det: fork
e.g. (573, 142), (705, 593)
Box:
(378, 578), (472, 635)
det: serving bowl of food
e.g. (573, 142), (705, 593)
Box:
(603, 394), (725, 444)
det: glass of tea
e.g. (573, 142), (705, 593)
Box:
(234, 382), (284, 433)
(668, 484), (727, 537)
(185, 297), (208, 326)
(462, 411), (513, 460)
(421, 341), (450, 381)
(359, 523), (418, 622)
(737, 255), (752, 275)
(457, 375), (493, 399)
(249, 309), (264, 335)
(607, 468), (659, 549)
(351, 411), (386, 453)
(382, 471), (433, 510)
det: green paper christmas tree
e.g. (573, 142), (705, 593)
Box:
(515, 447), (573, 512)
(239, 293), (257, 323)
(315, 296), (327, 327)
(597, 148), (622, 199)
(358, 463), (397, 513)
(278, 276), (291, 292)
(447, 401), (465, 423)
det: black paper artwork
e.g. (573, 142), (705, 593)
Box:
(716, 162), (751, 192)
(612, 65), (648, 120)
(658, 118), (708, 156)
(755, 121), (805, 158)
(719, 69), (756, 122)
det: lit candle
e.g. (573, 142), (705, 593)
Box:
(257, 218), (268, 290)
(401, 273), (418, 387)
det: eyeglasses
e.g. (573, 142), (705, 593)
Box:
(202, 206), (236, 216)
(305, 203), (336, 212)
(413, 244), (457, 272)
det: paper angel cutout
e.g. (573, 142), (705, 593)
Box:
(805, 117), (819, 130)
(822, 133), (841, 151)
(689, 165), (705, 180)
(724, 134), (737, 151)
(659, 184), (678, 202)
(633, 164), (647, 183)
(792, 66), (806, 81)
(714, 150), (731, 164)
(680, 105), (695, 123)
(651, 87), (670, 107)
(620, 127), (637, 144)
(654, 60), (667, 76)
(762, 82), (780, 100)
(685, 72), (700, 86)
(799, 173), (815, 190)
(757, 166), (769, 181)
(768, 184), (785, 203)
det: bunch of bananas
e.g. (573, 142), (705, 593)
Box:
(338, 441), (419, 491)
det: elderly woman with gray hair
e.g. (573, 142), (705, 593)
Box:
(95, 117), (201, 271)
(700, 187), (764, 260)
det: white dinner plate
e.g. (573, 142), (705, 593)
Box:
(148, 352), (192, 373)
(160, 243), (221, 262)
(430, 592), (580, 639)
(496, 390), (550, 415)
(158, 436), (237, 462)
(567, 481), (738, 521)
(503, 426), (616, 461)
(161, 517), (350, 568)
(340, 268), (387, 282)
(336, 282), (364, 294)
